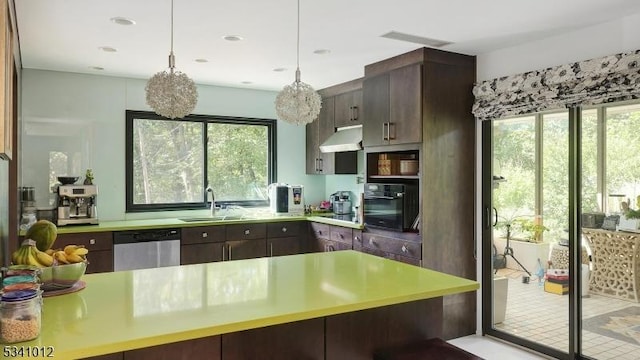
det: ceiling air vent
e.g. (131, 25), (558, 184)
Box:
(380, 31), (452, 48)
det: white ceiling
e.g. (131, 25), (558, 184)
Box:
(14, 0), (640, 92)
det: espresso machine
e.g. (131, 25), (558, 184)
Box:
(57, 185), (99, 226)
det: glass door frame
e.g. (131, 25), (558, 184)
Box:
(480, 107), (589, 359)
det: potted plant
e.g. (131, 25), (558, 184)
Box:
(619, 207), (640, 231)
(513, 218), (548, 243)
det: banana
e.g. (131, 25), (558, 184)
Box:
(53, 250), (70, 264)
(13, 246), (32, 266)
(44, 248), (56, 256)
(11, 248), (21, 264)
(65, 253), (85, 264)
(73, 247), (89, 256)
(34, 248), (54, 267)
(26, 247), (44, 268)
(64, 245), (81, 256)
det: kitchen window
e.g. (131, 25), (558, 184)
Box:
(125, 110), (276, 212)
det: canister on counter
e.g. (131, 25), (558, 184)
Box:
(0, 289), (42, 343)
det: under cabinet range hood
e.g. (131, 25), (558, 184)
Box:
(320, 125), (363, 153)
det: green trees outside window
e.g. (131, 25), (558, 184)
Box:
(493, 102), (640, 243)
(125, 111), (276, 212)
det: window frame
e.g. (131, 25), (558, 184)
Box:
(125, 110), (277, 213)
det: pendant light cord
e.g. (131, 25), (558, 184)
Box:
(294, 0), (301, 82)
(296, 0), (300, 70)
(171, 0), (174, 53)
(168, 0), (175, 70)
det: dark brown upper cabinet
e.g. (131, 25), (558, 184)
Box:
(363, 64), (422, 147)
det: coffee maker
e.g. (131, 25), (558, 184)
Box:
(57, 185), (99, 226)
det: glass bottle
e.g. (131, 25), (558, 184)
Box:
(0, 289), (42, 343)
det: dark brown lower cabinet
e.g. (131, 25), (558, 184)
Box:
(308, 222), (353, 252)
(267, 221), (307, 256)
(354, 229), (421, 266)
(325, 298), (442, 360)
(224, 239), (267, 260)
(123, 336), (221, 360)
(84, 354), (123, 360)
(221, 318), (324, 360)
(181, 242), (224, 265)
(54, 231), (114, 273)
(268, 236), (302, 256)
(82, 298), (442, 360)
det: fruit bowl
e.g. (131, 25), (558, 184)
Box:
(39, 262), (87, 290)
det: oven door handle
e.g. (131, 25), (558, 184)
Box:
(364, 195), (398, 200)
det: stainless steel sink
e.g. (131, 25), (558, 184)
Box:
(178, 215), (247, 222)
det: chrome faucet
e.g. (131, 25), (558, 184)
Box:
(206, 186), (216, 216)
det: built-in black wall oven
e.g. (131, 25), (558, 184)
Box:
(363, 183), (419, 231)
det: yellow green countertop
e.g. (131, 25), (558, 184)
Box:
(24, 213), (362, 236)
(14, 251), (478, 359)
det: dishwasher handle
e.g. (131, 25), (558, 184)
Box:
(113, 229), (181, 245)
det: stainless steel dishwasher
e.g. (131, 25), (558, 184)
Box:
(113, 228), (181, 271)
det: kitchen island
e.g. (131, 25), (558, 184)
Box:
(12, 251), (478, 359)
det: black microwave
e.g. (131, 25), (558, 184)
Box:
(363, 183), (419, 232)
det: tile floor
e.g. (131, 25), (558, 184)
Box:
(492, 268), (640, 360)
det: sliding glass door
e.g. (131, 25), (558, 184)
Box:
(580, 104), (640, 360)
(483, 102), (640, 360)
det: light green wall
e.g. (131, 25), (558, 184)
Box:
(20, 69), (357, 221)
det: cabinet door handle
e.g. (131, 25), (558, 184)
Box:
(228, 244), (232, 260)
(244, 229), (250, 235)
(89, 239), (96, 245)
(315, 158), (319, 172)
(282, 227), (287, 233)
(352, 106), (358, 121)
(382, 123), (388, 141)
(202, 232), (208, 238)
(318, 158), (323, 172)
(388, 122), (396, 140)
(222, 244), (226, 261)
(369, 238), (376, 246)
(401, 244), (408, 253)
(270, 242), (273, 257)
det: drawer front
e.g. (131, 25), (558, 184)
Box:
(330, 226), (353, 245)
(324, 239), (352, 252)
(357, 246), (421, 266)
(309, 222), (331, 240)
(182, 226), (226, 244)
(361, 232), (421, 260)
(55, 231), (113, 251)
(267, 221), (305, 238)
(226, 223), (267, 240)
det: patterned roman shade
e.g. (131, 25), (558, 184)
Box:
(472, 49), (640, 121)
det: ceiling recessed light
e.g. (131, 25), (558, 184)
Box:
(195, 58), (208, 63)
(99, 46), (117, 53)
(313, 49), (331, 55)
(223, 35), (244, 42)
(241, 81), (253, 85)
(273, 68), (287, 72)
(89, 66), (104, 71)
(110, 17), (136, 26)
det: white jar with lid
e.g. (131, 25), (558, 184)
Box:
(0, 289), (42, 343)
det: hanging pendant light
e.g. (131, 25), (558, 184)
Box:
(274, 0), (322, 126)
(146, 0), (198, 119)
